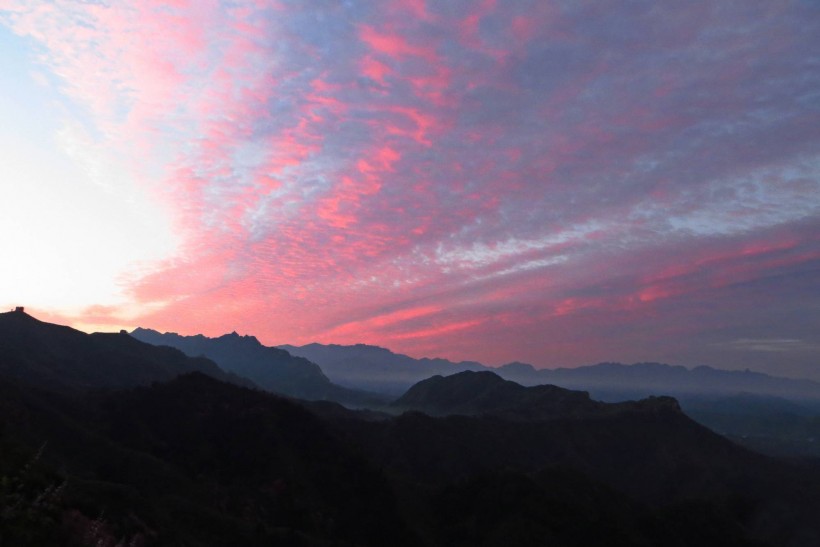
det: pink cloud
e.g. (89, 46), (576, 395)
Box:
(359, 24), (437, 62)
(360, 55), (393, 85)
(5, 0), (819, 379)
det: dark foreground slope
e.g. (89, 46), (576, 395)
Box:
(0, 311), (248, 391)
(0, 373), (414, 546)
(132, 328), (381, 405)
(4, 370), (800, 547)
(312, 373), (820, 546)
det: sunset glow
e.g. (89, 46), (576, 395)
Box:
(2, 1), (819, 378)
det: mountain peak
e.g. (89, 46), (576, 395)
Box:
(130, 329), (376, 405)
(500, 361), (537, 373)
(1, 308), (38, 322)
(214, 330), (261, 345)
(393, 371), (605, 420)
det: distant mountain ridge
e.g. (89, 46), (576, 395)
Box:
(282, 342), (820, 401)
(500, 361), (820, 401)
(278, 342), (486, 394)
(132, 328), (382, 405)
(0, 310), (248, 391)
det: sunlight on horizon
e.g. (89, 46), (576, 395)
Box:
(0, 27), (177, 314)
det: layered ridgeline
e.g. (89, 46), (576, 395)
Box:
(0, 311), (410, 545)
(0, 310), (249, 391)
(3, 311), (820, 545)
(282, 342), (820, 401)
(279, 342), (486, 395)
(131, 328), (382, 405)
(286, 343), (820, 458)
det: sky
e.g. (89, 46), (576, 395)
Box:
(1, 1), (819, 379)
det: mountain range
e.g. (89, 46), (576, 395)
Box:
(126, 330), (820, 459)
(131, 328), (383, 405)
(282, 342), (820, 401)
(278, 342), (486, 394)
(280, 343), (820, 459)
(0, 311), (249, 392)
(4, 310), (820, 545)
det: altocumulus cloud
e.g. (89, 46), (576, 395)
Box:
(2, 1), (819, 378)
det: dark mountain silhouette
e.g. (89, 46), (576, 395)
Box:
(279, 342), (485, 394)
(0, 373), (414, 546)
(336, 395), (820, 545)
(131, 328), (383, 405)
(5, 366), (792, 546)
(4, 312), (820, 545)
(0, 310), (249, 391)
(429, 468), (763, 547)
(392, 370), (680, 420)
(384, 372), (763, 501)
(99, 373), (414, 545)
